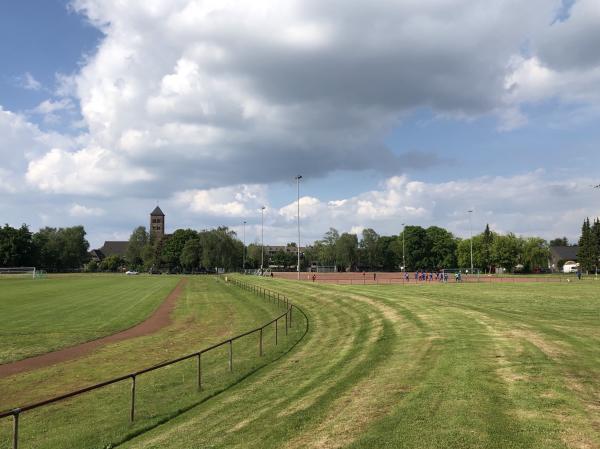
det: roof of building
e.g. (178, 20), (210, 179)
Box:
(549, 245), (579, 261)
(150, 206), (165, 216)
(100, 241), (129, 257)
(89, 249), (104, 260)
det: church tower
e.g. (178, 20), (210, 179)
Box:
(150, 206), (165, 240)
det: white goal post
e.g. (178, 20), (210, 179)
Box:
(0, 267), (37, 279)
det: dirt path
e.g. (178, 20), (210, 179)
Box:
(0, 278), (187, 379)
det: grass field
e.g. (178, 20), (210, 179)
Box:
(0, 276), (303, 449)
(0, 275), (180, 364)
(1, 276), (599, 448)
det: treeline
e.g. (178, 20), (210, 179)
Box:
(0, 224), (89, 271)
(90, 226), (242, 273)
(2, 219), (596, 274)
(302, 224), (550, 273)
(578, 218), (600, 273)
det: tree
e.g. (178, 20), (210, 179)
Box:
(126, 226), (149, 269)
(400, 226), (428, 270)
(161, 229), (198, 272)
(549, 237), (569, 247)
(32, 228), (61, 271)
(321, 228), (340, 265)
(360, 228), (380, 270)
(578, 218), (598, 273)
(457, 236), (483, 270)
(426, 226), (457, 269)
(272, 250), (291, 268)
(0, 224), (34, 267)
(100, 255), (125, 272)
(578, 218), (593, 273)
(31, 226), (89, 271)
(246, 243), (262, 269)
(377, 236), (401, 271)
(197, 227), (241, 271)
(481, 224), (495, 272)
(335, 233), (358, 271)
(521, 237), (549, 272)
(593, 219), (600, 274)
(85, 260), (99, 272)
(492, 233), (523, 273)
(59, 226), (90, 269)
(180, 239), (202, 272)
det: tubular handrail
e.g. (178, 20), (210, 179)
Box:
(0, 275), (305, 449)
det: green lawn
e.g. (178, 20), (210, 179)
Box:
(1, 277), (598, 449)
(0, 274), (180, 363)
(0, 276), (302, 449)
(120, 278), (599, 449)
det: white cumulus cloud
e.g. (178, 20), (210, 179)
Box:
(69, 203), (105, 217)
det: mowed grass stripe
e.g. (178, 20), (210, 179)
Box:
(120, 279), (599, 449)
(121, 280), (399, 449)
(352, 283), (599, 448)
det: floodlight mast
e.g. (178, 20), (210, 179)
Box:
(295, 175), (303, 280)
(261, 207), (266, 272)
(401, 223), (406, 272)
(468, 210), (474, 275)
(242, 221), (246, 273)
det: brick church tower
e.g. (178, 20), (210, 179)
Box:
(150, 206), (165, 240)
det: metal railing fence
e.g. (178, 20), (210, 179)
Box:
(0, 275), (306, 449)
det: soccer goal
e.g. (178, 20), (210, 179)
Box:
(0, 267), (38, 279)
(309, 265), (337, 273)
(441, 268), (481, 282)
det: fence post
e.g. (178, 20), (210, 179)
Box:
(12, 410), (20, 449)
(197, 353), (202, 391)
(229, 340), (233, 372)
(285, 311), (288, 336)
(275, 318), (278, 345)
(259, 327), (263, 356)
(130, 375), (136, 423)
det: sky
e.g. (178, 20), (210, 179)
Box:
(0, 0), (599, 249)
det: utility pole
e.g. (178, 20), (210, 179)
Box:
(468, 210), (474, 275)
(295, 175), (302, 280)
(242, 220), (246, 273)
(401, 223), (406, 272)
(261, 207), (266, 272)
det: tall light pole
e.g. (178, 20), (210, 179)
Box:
(468, 210), (474, 275)
(261, 206), (266, 272)
(401, 223), (406, 272)
(242, 220), (246, 273)
(295, 175), (302, 280)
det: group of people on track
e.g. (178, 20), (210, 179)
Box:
(308, 270), (464, 283)
(413, 270), (455, 283)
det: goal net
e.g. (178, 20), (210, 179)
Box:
(0, 267), (37, 279)
(309, 265), (337, 273)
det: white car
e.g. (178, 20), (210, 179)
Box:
(125, 271), (139, 275)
